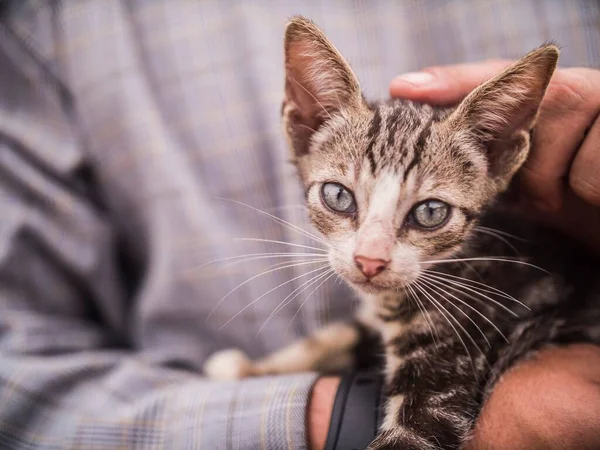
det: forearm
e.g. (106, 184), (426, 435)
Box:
(0, 351), (319, 449)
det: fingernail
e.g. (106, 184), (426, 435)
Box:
(393, 71), (435, 86)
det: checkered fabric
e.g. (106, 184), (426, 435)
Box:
(0, 1), (599, 448)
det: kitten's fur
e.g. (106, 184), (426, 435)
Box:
(204, 17), (600, 449)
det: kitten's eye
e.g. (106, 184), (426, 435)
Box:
(410, 200), (451, 229)
(321, 182), (356, 214)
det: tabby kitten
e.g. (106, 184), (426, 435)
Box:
(204, 16), (600, 449)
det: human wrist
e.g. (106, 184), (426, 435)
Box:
(323, 371), (385, 450)
(308, 376), (341, 450)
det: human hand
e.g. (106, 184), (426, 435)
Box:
(389, 60), (600, 252)
(308, 376), (340, 450)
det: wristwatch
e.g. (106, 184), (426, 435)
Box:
(323, 371), (385, 450)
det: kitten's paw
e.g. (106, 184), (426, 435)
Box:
(203, 348), (255, 380)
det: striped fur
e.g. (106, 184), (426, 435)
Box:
(212, 16), (600, 449)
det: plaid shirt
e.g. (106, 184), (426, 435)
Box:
(0, 1), (598, 449)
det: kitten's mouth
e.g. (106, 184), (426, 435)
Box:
(353, 279), (391, 294)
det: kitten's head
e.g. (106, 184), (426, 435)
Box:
(281, 16), (558, 295)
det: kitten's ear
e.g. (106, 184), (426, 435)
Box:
(447, 44), (559, 190)
(283, 16), (365, 159)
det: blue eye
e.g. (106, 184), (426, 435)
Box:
(321, 183), (356, 214)
(410, 200), (451, 229)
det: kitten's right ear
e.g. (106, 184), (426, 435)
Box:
(283, 16), (365, 159)
(445, 44), (559, 191)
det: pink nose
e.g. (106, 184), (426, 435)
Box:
(354, 255), (389, 278)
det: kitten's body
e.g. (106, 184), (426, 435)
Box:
(204, 17), (600, 449)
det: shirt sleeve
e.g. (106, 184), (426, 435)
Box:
(0, 19), (318, 450)
(0, 91), (318, 450)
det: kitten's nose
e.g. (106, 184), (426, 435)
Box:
(354, 255), (389, 278)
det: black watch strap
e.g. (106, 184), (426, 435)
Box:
(323, 371), (385, 450)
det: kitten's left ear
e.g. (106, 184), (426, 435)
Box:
(282, 16), (366, 159)
(446, 44), (559, 190)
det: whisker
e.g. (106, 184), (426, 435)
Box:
(474, 228), (520, 255)
(291, 77), (335, 122)
(258, 268), (334, 335)
(415, 280), (486, 357)
(213, 197), (328, 246)
(424, 269), (527, 309)
(416, 293), (441, 347)
(261, 258), (329, 272)
(420, 277), (492, 348)
(264, 204), (308, 213)
(476, 226), (530, 243)
(422, 257), (549, 274)
(406, 284), (439, 347)
(298, 123), (318, 134)
(221, 256), (329, 271)
(285, 271), (337, 335)
(423, 272), (520, 317)
(420, 276), (508, 344)
(206, 259), (331, 322)
(460, 261), (486, 283)
(234, 237), (327, 253)
(190, 252), (328, 272)
(413, 280), (479, 376)
(217, 264), (331, 329)
(423, 270), (529, 312)
(436, 278), (517, 321)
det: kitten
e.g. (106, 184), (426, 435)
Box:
(204, 16), (600, 449)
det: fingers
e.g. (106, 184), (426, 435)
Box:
(570, 113), (600, 206)
(519, 68), (600, 211)
(389, 59), (512, 105)
(465, 344), (600, 450)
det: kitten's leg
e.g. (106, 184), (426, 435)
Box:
(203, 321), (373, 380)
(369, 325), (489, 450)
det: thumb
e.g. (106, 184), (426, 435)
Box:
(389, 59), (513, 105)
